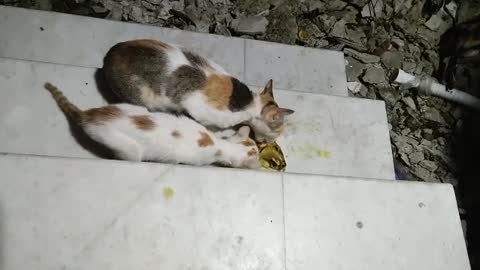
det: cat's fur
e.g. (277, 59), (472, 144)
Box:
(102, 39), (294, 143)
(44, 82), (260, 169)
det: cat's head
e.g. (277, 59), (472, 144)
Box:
(251, 80), (294, 143)
(226, 126), (261, 169)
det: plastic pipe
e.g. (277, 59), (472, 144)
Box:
(390, 68), (480, 111)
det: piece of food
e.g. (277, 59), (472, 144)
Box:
(258, 142), (286, 171)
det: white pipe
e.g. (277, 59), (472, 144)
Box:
(391, 68), (480, 111)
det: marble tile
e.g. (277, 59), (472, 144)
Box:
(0, 154), (284, 270)
(0, 6), (349, 95)
(0, 58), (393, 179)
(0, 58), (103, 159)
(249, 85), (395, 180)
(245, 39), (348, 96)
(0, 6), (245, 79)
(0, 154), (172, 270)
(283, 174), (470, 270)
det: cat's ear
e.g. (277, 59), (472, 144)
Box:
(237, 126), (251, 138)
(260, 79), (273, 96)
(273, 108), (295, 120)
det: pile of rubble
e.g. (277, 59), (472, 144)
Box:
(3, 0), (480, 185)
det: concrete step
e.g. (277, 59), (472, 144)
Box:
(0, 154), (470, 270)
(0, 5), (347, 96)
(0, 58), (394, 179)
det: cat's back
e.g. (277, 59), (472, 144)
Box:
(103, 39), (229, 110)
(103, 39), (227, 78)
(112, 104), (204, 141)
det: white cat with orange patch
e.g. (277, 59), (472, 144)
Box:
(103, 39), (295, 143)
(44, 83), (260, 169)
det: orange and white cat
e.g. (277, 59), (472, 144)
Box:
(44, 83), (260, 169)
(102, 39), (294, 143)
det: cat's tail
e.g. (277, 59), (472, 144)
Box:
(44, 82), (84, 123)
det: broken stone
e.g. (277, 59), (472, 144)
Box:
(401, 128), (411, 136)
(129, 6), (146, 23)
(330, 19), (347, 39)
(407, 43), (422, 58)
(391, 37), (405, 49)
(145, 0), (162, 4)
(420, 160), (438, 172)
(362, 65), (387, 85)
(314, 14), (337, 33)
(445, 1), (458, 18)
(348, 0), (370, 8)
(423, 49), (439, 71)
(423, 128), (433, 134)
(194, 20), (211, 33)
(214, 22), (231, 36)
(424, 107), (447, 124)
(303, 0), (325, 11)
(378, 88), (401, 105)
(264, 3), (298, 45)
(297, 20), (325, 46)
(425, 9), (453, 35)
(326, 0), (348, 11)
(402, 61), (417, 73)
(91, 5), (108, 13)
(412, 166), (432, 181)
(347, 82), (366, 94)
(345, 25), (366, 44)
(336, 6), (361, 24)
(107, 3), (124, 21)
(397, 141), (414, 154)
(381, 51), (403, 69)
(402, 96), (417, 110)
(344, 48), (380, 64)
(424, 14), (443, 31)
(141, 1), (156, 11)
(231, 16), (269, 35)
(409, 151), (425, 164)
(421, 139), (432, 147)
(361, 0), (384, 18)
(315, 39), (330, 48)
(416, 26), (440, 49)
(345, 57), (366, 82)
(412, 129), (422, 138)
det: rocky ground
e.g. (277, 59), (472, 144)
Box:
(3, 0), (480, 254)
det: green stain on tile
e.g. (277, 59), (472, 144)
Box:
(297, 146), (331, 159)
(163, 187), (174, 199)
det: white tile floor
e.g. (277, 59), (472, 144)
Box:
(0, 5), (348, 96)
(245, 39), (347, 95)
(283, 174), (470, 270)
(0, 154), (470, 270)
(0, 58), (394, 179)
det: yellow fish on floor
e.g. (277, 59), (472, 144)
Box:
(258, 142), (287, 172)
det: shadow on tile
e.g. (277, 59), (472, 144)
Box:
(94, 68), (121, 104)
(67, 120), (115, 159)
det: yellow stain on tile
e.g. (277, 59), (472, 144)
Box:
(163, 187), (174, 199)
(296, 146), (331, 159)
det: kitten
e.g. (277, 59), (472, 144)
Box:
(44, 83), (260, 169)
(102, 39), (294, 143)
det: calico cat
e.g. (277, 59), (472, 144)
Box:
(44, 82), (260, 169)
(102, 39), (294, 143)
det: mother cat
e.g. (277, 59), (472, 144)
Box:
(102, 39), (294, 143)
